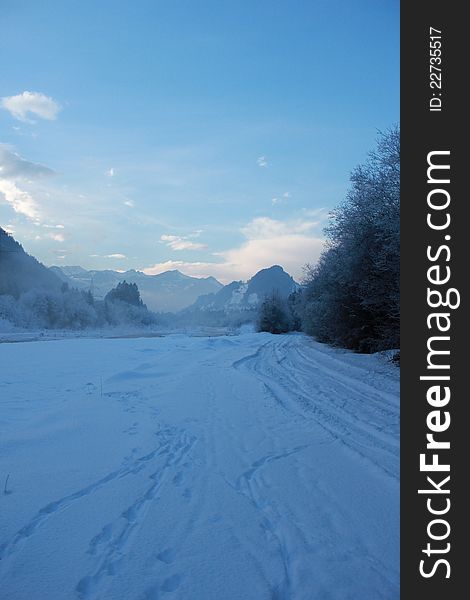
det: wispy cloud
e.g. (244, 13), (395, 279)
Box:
(48, 232), (65, 242)
(1, 91), (61, 122)
(257, 155), (268, 168)
(272, 191), (291, 205)
(87, 253), (127, 259)
(144, 216), (324, 283)
(105, 168), (115, 177)
(0, 179), (39, 220)
(241, 216), (320, 239)
(160, 233), (207, 251)
(0, 144), (55, 221)
(123, 199), (134, 207)
(0, 144), (55, 179)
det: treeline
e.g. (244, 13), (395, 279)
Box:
(258, 127), (400, 353)
(0, 280), (156, 331)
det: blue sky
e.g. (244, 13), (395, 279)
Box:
(0, 0), (399, 282)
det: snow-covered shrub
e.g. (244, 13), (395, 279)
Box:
(257, 292), (291, 334)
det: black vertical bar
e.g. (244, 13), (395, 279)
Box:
(401, 2), (467, 598)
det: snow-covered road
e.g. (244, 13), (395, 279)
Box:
(0, 333), (399, 599)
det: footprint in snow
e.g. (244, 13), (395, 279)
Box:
(172, 472), (183, 486)
(156, 548), (176, 564)
(87, 524), (112, 555)
(161, 574), (182, 593)
(142, 574), (182, 599)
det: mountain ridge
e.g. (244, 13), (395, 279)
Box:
(50, 265), (223, 312)
(1, 228), (298, 317)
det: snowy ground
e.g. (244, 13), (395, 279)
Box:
(0, 333), (399, 600)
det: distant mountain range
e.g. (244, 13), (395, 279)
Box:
(50, 266), (223, 312)
(1, 227), (298, 316)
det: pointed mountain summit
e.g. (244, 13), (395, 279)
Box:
(187, 265), (298, 313)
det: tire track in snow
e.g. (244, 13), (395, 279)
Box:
(206, 368), (317, 597)
(289, 344), (399, 427)
(237, 336), (399, 481)
(234, 445), (313, 599)
(230, 336), (399, 597)
(213, 356), (340, 597)
(278, 342), (400, 479)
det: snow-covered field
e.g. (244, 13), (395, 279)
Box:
(0, 333), (399, 600)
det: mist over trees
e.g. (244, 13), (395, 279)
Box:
(104, 281), (155, 327)
(300, 127), (400, 352)
(0, 277), (155, 331)
(0, 227), (157, 331)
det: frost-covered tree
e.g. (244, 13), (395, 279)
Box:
(287, 289), (303, 331)
(104, 281), (143, 307)
(257, 292), (291, 334)
(0, 287), (100, 330)
(104, 281), (156, 326)
(302, 126), (400, 352)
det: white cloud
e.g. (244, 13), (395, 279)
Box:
(241, 216), (320, 239)
(0, 179), (40, 220)
(105, 168), (115, 177)
(160, 233), (207, 251)
(48, 232), (65, 242)
(142, 260), (219, 278)
(42, 223), (65, 229)
(257, 155), (268, 168)
(0, 145), (56, 221)
(106, 253), (126, 259)
(124, 199), (134, 207)
(144, 216), (324, 283)
(272, 192), (290, 206)
(1, 91), (61, 122)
